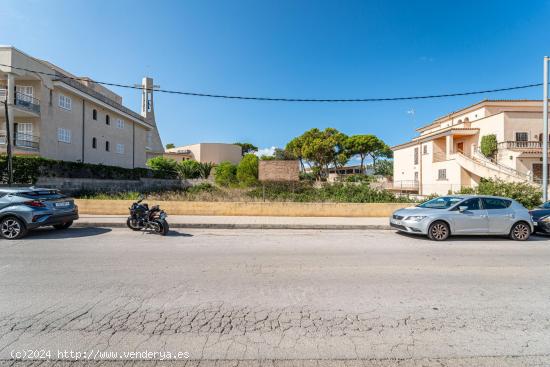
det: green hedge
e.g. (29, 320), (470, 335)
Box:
(0, 155), (175, 184)
(246, 181), (410, 203)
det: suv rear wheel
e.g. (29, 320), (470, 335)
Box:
(0, 217), (27, 240)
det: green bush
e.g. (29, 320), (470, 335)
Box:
(344, 174), (372, 183)
(0, 155), (178, 184)
(456, 178), (541, 209)
(247, 181), (409, 203)
(480, 135), (498, 158)
(215, 161), (238, 187)
(177, 160), (201, 179)
(198, 162), (214, 179)
(146, 156), (178, 178)
(236, 154), (259, 187)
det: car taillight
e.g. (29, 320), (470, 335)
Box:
(25, 200), (46, 208)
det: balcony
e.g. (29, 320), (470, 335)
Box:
(432, 152), (448, 163)
(0, 132), (40, 150)
(14, 92), (40, 115)
(0, 90), (40, 115)
(498, 141), (543, 150)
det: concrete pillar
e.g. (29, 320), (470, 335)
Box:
(6, 73), (15, 146)
(446, 135), (453, 158)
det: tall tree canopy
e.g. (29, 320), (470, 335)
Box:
(234, 142), (258, 156)
(345, 134), (392, 172)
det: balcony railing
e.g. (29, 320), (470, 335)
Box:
(14, 92), (40, 114)
(0, 132), (40, 150)
(498, 141), (544, 149)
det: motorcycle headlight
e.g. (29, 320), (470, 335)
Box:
(404, 215), (427, 222)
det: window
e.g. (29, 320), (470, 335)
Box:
(437, 169), (447, 180)
(92, 109), (97, 120)
(414, 171), (419, 182)
(515, 132), (528, 142)
(58, 94), (72, 110)
(116, 143), (125, 154)
(423, 145), (428, 154)
(92, 137), (97, 149)
(482, 198), (511, 209)
(146, 131), (152, 147)
(414, 147), (419, 165)
(105, 115), (110, 125)
(116, 119), (124, 129)
(57, 128), (71, 143)
(105, 141), (110, 152)
(457, 198), (481, 211)
(418, 196), (463, 209)
(16, 86), (33, 102)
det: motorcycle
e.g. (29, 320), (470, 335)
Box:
(126, 195), (169, 235)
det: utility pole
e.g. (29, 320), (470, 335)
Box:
(543, 56), (549, 201)
(2, 99), (13, 186)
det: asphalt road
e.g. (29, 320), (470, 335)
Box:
(1, 227), (550, 367)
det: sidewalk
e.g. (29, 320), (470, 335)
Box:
(76, 215), (391, 230)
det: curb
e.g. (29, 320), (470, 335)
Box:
(73, 222), (392, 230)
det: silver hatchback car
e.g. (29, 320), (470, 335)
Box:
(0, 187), (79, 240)
(390, 195), (533, 241)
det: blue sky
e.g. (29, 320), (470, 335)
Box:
(1, 0), (550, 154)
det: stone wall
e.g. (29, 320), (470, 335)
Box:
(76, 200), (409, 217)
(259, 160), (300, 182)
(35, 176), (187, 194)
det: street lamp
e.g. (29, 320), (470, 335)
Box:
(543, 56), (549, 202)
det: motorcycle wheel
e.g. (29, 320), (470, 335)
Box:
(126, 218), (142, 231)
(155, 219), (169, 236)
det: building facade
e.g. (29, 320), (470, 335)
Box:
(0, 46), (164, 169)
(165, 143), (242, 164)
(392, 100), (548, 195)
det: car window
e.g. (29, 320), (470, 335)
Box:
(457, 198), (481, 211)
(482, 198), (511, 210)
(417, 196), (463, 209)
(543, 202), (550, 209)
(16, 191), (66, 200)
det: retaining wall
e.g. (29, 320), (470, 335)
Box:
(35, 177), (191, 194)
(75, 200), (411, 217)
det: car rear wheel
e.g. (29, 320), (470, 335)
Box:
(427, 221), (450, 241)
(0, 217), (27, 240)
(53, 221), (73, 230)
(510, 222), (530, 241)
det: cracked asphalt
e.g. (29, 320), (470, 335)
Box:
(1, 227), (550, 366)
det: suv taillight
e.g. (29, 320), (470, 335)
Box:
(25, 200), (46, 208)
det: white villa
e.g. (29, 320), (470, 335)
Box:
(392, 99), (549, 195)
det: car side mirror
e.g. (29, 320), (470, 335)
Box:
(458, 206), (468, 213)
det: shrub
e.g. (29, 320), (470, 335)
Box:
(457, 178), (541, 209)
(198, 162), (214, 179)
(344, 174), (372, 183)
(236, 154), (259, 187)
(247, 181), (409, 203)
(177, 160), (201, 179)
(0, 155), (178, 183)
(480, 135), (498, 158)
(146, 156), (178, 178)
(214, 161), (238, 187)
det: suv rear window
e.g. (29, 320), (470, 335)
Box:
(482, 198), (511, 209)
(16, 190), (66, 200)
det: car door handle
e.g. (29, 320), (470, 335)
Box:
(480, 214), (488, 218)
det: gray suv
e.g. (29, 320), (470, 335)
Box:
(0, 187), (79, 239)
(390, 195), (533, 241)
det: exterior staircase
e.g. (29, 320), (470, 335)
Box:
(451, 150), (530, 183)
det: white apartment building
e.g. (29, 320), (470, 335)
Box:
(0, 46), (164, 169)
(392, 100), (548, 195)
(165, 143), (242, 164)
